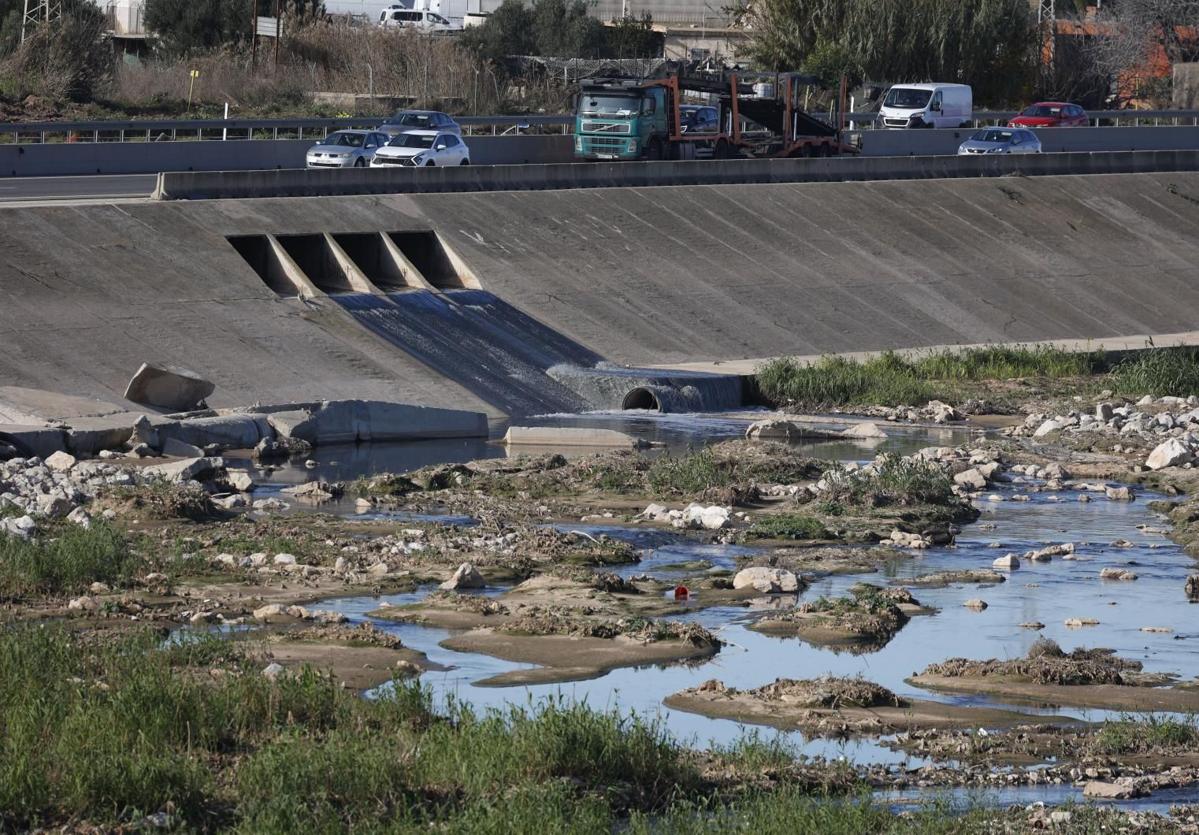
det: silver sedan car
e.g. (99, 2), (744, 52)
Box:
(957, 128), (1041, 155)
(305, 130), (391, 168)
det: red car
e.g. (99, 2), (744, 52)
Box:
(1009, 102), (1089, 128)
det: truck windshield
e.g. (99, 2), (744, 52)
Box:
(579, 94), (640, 117)
(884, 87), (932, 109)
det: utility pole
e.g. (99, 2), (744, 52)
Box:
(1037, 0), (1055, 68)
(21, 0), (61, 42)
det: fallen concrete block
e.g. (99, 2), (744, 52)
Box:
(162, 437), (205, 458)
(157, 414), (271, 451)
(142, 456), (225, 483)
(266, 409), (314, 441)
(270, 400), (487, 445)
(502, 426), (643, 447)
(0, 425), (67, 458)
(124, 363), (215, 412)
(64, 415), (145, 456)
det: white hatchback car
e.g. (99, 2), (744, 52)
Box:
(370, 130), (471, 167)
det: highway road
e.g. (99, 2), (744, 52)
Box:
(0, 174), (156, 204)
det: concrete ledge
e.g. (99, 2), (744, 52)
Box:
(502, 426), (641, 447)
(268, 400), (488, 444)
(0, 425), (67, 458)
(154, 150), (1199, 200)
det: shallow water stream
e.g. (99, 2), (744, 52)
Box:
(252, 412), (1199, 808)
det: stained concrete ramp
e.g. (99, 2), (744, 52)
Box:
(410, 173), (1199, 363)
(3, 172), (1199, 421)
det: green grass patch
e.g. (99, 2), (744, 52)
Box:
(820, 455), (955, 509)
(0, 625), (1160, 832)
(1094, 715), (1199, 755)
(0, 522), (144, 598)
(745, 513), (829, 541)
(1111, 347), (1199, 398)
(756, 346), (1105, 408)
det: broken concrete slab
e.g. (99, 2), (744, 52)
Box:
(156, 414), (271, 451)
(0, 425), (67, 458)
(124, 363), (215, 412)
(142, 456), (225, 483)
(502, 426), (643, 447)
(64, 415), (142, 456)
(269, 400), (487, 445)
(162, 437), (205, 458)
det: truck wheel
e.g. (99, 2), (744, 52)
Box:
(714, 139), (732, 159)
(646, 138), (663, 161)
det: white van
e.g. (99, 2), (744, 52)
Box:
(378, 5), (456, 30)
(878, 83), (972, 129)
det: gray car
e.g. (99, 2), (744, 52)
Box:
(957, 127), (1041, 155)
(379, 110), (461, 137)
(306, 130), (391, 168)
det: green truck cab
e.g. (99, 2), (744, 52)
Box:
(574, 83), (668, 161)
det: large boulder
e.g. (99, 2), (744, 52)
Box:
(840, 421), (888, 439)
(142, 456), (225, 484)
(124, 363), (215, 412)
(732, 567), (800, 594)
(745, 419), (803, 441)
(440, 562), (485, 590)
(1145, 438), (1193, 470)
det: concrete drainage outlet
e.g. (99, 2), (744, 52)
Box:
(622, 387), (661, 411)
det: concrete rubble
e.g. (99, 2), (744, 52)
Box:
(1, 394), (489, 462)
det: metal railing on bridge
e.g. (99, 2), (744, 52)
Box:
(3, 108), (1198, 145)
(845, 109), (1199, 129)
(0, 114), (575, 144)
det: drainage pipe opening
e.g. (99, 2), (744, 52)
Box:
(622, 387), (661, 411)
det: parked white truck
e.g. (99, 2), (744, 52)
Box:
(878, 83), (972, 129)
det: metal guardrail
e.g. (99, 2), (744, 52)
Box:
(3, 108), (1198, 144)
(0, 114), (575, 144)
(845, 109), (1199, 129)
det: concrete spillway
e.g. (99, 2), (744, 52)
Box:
(2, 171), (1198, 416)
(335, 291), (590, 417)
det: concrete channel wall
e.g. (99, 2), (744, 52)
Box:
(2, 171), (1198, 417)
(155, 149), (1199, 200)
(0, 135), (573, 177)
(858, 125), (1199, 156)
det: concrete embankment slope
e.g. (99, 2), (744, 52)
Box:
(410, 171), (1199, 363)
(2, 171), (1198, 418)
(0, 200), (496, 417)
